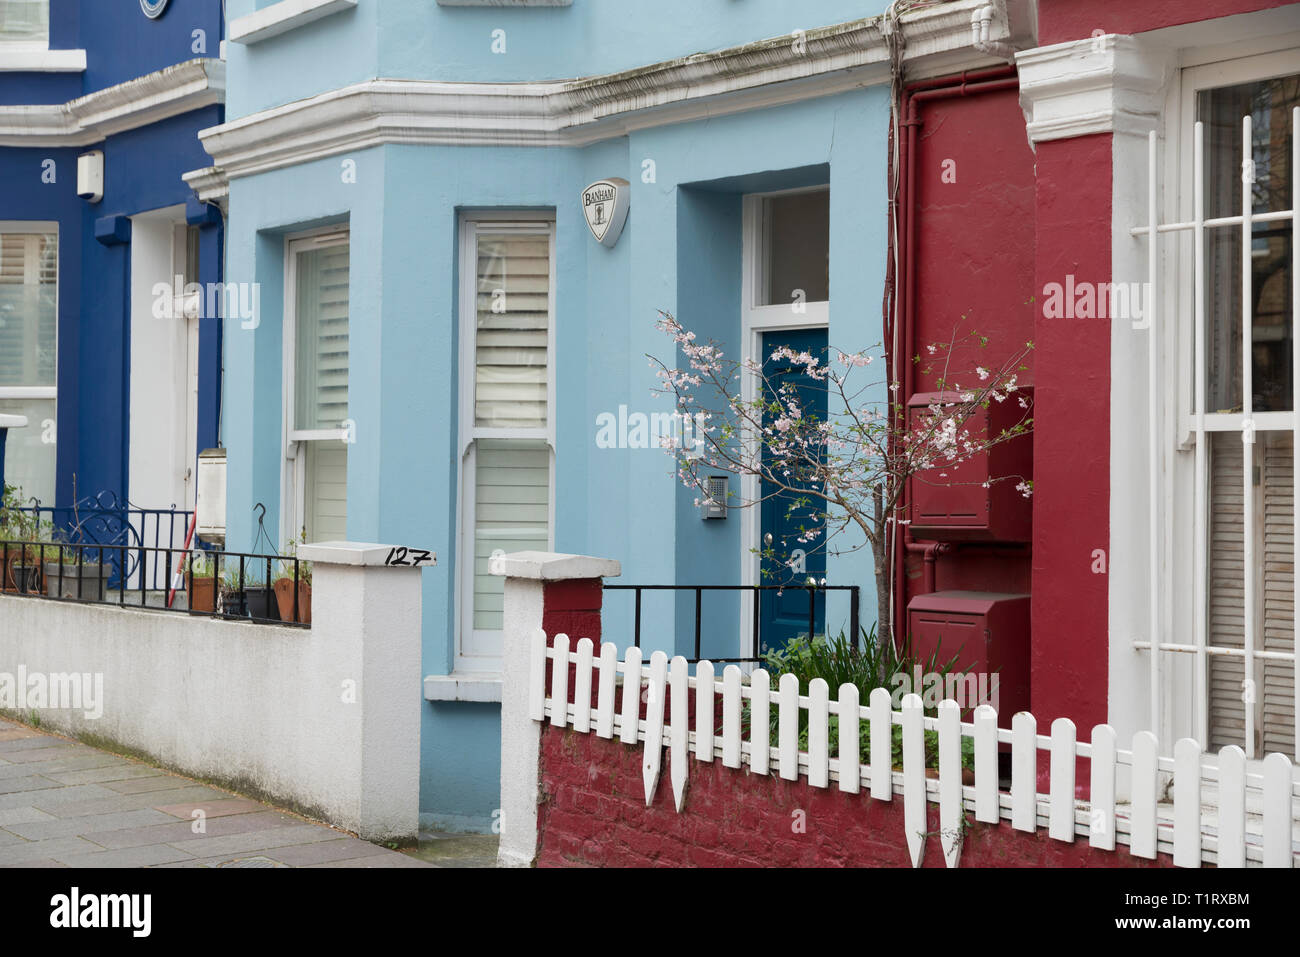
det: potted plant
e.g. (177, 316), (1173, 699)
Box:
(43, 541), (112, 601)
(6, 511), (53, 595)
(273, 536), (311, 624)
(185, 553), (217, 613)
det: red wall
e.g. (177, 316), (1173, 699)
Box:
(1039, 0), (1297, 45)
(1029, 134), (1112, 741)
(906, 85), (1038, 602)
(536, 726), (1173, 868)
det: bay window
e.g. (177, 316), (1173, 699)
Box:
(283, 229), (350, 545)
(0, 223), (57, 506)
(457, 217), (555, 671)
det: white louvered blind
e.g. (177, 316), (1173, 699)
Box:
(293, 243), (349, 432)
(0, 230), (56, 388)
(472, 439), (549, 631)
(1208, 431), (1297, 758)
(474, 234), (550, 429)
(0, 0), (48, 43)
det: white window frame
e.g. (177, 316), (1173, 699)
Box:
(455, 214), (556, 674)
(280, 225), (350, 546)
(0, 220), (58, 504)
(738, 187), (831, 657)
(1155, 46), (1300, 761)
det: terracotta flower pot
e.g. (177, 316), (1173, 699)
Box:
(187, 572), (217, 613)
(274, 577), (311, 624)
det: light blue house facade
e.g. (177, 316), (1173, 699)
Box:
(198, 0), (1021, 831)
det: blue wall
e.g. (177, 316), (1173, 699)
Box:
(1, 1), (225, 508)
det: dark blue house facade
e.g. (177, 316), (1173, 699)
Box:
(0, 0), (223, 538)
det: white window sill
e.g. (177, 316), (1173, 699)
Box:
(229, 0), (357, 45)
(0, 48), (86, 72)
(424, 673), (502, 703)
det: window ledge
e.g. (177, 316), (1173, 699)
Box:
(0, 48), (86, 72)
(229, 0), (357, 45)
(424, 673), (502, 703)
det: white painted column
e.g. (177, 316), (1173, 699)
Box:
(495, 551), (620, 868)
(298, 541), (433, 843)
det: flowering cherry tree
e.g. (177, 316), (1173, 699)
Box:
(648, 311), (1034, 644)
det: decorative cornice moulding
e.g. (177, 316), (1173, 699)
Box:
(199, 0), (1025, 186)
(1016, 35), (1173, 144)
(0, 58), (226, 147)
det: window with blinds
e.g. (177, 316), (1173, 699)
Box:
(0, 0), (48, 43)
(293, 243), (350, 432)
(0, 227), (57, 505)
(461, 220), (554, 663)
(474, 233), (550, 429)
(1207, 431), (1296, 758)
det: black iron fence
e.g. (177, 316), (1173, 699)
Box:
(604, 583), (860, 663)
(7, 492), (193, 591)
(0, 541), (311, 628)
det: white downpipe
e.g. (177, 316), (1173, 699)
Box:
(1241, 115), (1256, 760)
(971, 4), (1016, 61)
(1147, 130), (1161, 740)
(1192, 121), (1209, 749)
(1292, 106), (1300, 761)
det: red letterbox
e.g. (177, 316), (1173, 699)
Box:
(906, 389), (1033, 541)
(905, 590), (1030, 726)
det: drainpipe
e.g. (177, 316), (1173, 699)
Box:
(972, 4), (1017, 62)
(904, 540), (950, 595)
(891, 66), (1020, 644)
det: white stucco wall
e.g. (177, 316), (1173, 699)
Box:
(0, 550), (424, 842)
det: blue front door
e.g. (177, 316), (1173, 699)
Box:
(758, 328), (828, 655)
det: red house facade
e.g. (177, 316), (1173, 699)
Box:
(902, 0), (1299, 772)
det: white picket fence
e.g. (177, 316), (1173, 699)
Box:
(528, 632), (1300, 868)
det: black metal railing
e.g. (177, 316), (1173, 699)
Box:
(9, 492), (193, 591)
(0, 541), (310, 628)
(604, 583), (859, 663)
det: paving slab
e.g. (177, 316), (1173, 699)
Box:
(0, 717), (476, 869)
(3, 807), (176, 842)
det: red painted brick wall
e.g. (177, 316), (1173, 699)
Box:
(536, 726), (1174, 868)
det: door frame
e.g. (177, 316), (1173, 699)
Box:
(739, 187), (830, 658)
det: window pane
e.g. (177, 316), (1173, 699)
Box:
(0, 397), (55, 506)
(475, 233), (550, 429)
(1206, 430), (1296, 759)
(0, 230), (57, 388)
(303, 440), (347, 543)
(0, 0), (48, 43)
(761, 189), (829, 306)
(294, 243), (349, 431)
(1199, 75), (1297, 412)
(472, 438), (549, 631)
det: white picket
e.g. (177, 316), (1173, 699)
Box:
(722, 665), (742, 768)
(808, 679), (829, 789)
(778, 673), (799, 781)
(938, 700), (962, 868)
(1089, 724), (1117, 851)
(1216, 745), (1246, 868)
(901, 693), (926, 867)
(573, 638), (594, 733)
(750, 669), (770, 775)
(641, 650), (668, 805)
(1173, 738), (1202, 868)
(1130, 730), (1159, 860)
(1011, 712), (1037, 832)
(618, 646), (642, 745)
(1049, 718), (1076, 842)
(527, 628), (548, 722)
(670, 655), (689, 812)
(869, 687), (892, 800)
(595, 642), (617, 738)
(696, 660), (715, 762)
(550, 635), (570, 728)
(1261, 752), (1294, 868)
(837, 683), (860, 794)
(973, 705), (998, 824)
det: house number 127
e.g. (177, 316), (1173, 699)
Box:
(384, 547), (434, 567)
